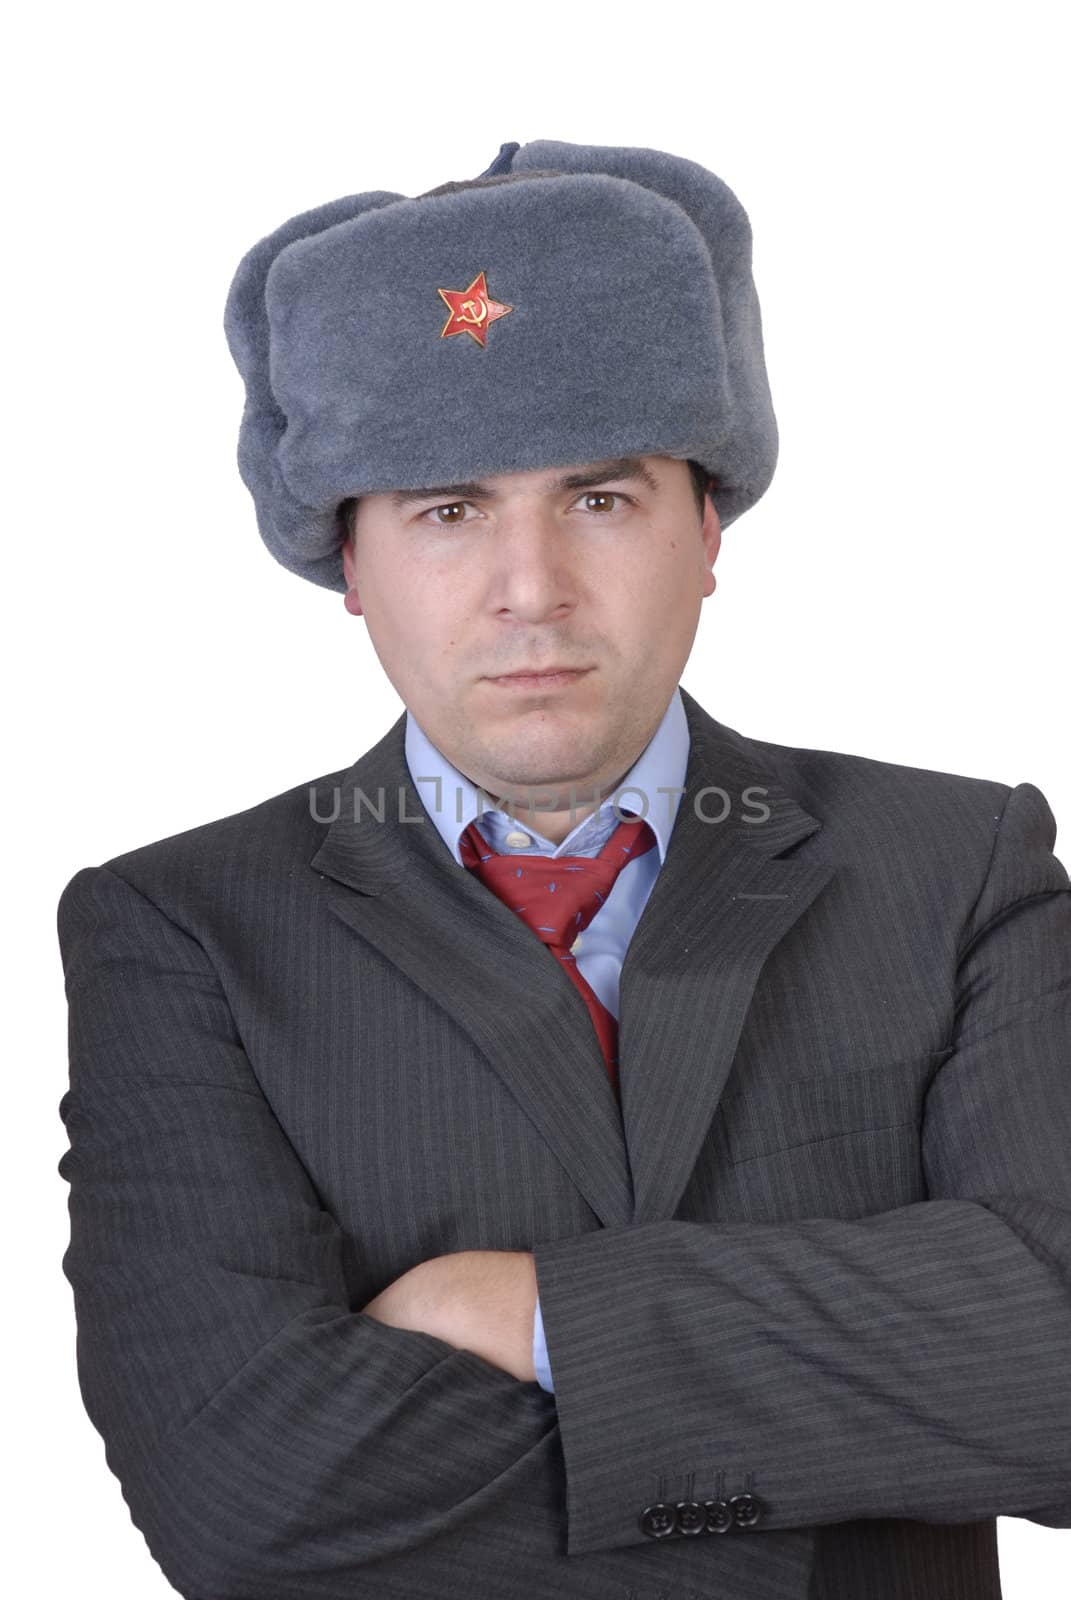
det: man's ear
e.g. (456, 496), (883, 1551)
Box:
(341, 527), (358, 587)
(341, 529), (364, 614)
(701, 495), (721, 596)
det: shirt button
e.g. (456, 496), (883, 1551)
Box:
(505, 830), (532, 848)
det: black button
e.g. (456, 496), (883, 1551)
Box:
(729, 1492), (763, 1528)
(704, 1498), (733, 1533)
(675, 1499), (706, 1535)
(639, 1502), (678, 1539)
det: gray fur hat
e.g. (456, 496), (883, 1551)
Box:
(223, 138), (778, 592)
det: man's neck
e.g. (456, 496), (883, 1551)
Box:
(483, 777), (629, 846)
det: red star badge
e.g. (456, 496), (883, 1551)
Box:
(437, 270), (513, 348)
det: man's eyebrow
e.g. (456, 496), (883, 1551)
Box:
(388, 457), (660, 508)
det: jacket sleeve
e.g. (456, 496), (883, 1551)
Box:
(56, 864), (557, 1598)
(532, 780), (1071, 1557)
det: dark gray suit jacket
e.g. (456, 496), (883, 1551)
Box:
(56, 687), (1071, 1599)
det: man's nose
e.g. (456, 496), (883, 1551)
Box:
(487, 511), (580, 623)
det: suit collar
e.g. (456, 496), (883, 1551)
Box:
(310, 688), (832, 1225)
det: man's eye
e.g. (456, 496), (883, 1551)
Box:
(423, 501), (470, 525)
(418, 491), (632, 526)
(580, 491), (630, 513)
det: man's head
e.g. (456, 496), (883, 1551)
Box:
(339, 453), (720, 831)
(332, 172), (723, 825)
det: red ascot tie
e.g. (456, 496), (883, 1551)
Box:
(458, 813), (656, 1099)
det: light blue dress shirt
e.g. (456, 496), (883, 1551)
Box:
(404, 686), (691, 1392)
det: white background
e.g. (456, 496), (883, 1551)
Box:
(7, 0), (1068, 1593)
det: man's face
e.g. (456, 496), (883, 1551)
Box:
(341, 454), (720, 815)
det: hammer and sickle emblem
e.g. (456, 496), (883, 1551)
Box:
(436, 271), (513, 347)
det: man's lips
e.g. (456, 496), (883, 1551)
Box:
(486, 667), (592, 687)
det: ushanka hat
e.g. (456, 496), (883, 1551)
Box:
(223, 137), (778, 592)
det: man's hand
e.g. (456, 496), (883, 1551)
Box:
(359, 1250), (538, 1383)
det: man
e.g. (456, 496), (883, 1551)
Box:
(56, 138), (1071, 1599)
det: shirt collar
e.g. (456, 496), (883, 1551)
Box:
(404, 686), (690, 865)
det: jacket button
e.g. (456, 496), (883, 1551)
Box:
(728, 1492), (764, 1528)
(704, 1499), (733, 1533)
(639, 1503), (678, 1539)
(675, 1500), (706, 1535)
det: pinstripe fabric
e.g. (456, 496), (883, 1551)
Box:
(55, 687), (1071, 1598)
(407, 686), (691, 1393)
(808, 1517), (1003, 1599)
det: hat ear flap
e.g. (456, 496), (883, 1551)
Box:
(223, 190), (405, 587)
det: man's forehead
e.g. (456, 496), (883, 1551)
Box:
(384, 455), (671, 508)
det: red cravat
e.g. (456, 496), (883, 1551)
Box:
(458, 813), (656, 1099)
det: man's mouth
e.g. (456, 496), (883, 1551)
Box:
(487, 667), (592, 689)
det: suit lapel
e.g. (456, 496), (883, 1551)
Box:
(310, 713), (636, 1227)
(310, 689), (834, 1227)
(619, 688), (834, 1220)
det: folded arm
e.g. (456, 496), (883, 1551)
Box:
(533, 781), (1071, 1555)
(57, 865), (557, 1598)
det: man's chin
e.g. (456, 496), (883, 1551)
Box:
(476, 741), (613, 807)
